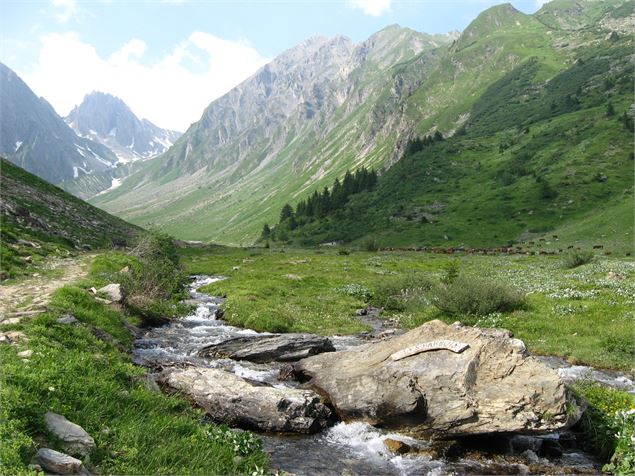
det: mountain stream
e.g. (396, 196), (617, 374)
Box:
(133, 276), (633, 475)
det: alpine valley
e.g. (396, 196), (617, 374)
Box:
(87, 0), (634, 251)
(2, 2), (635, 476)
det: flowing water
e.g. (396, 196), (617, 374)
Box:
(132, 276), (632, 475)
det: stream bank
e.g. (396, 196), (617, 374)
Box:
(133, 275), (632, 475)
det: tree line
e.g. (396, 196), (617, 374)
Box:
(261, 167), (378, 241)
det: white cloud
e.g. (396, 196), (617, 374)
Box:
(348, 0), (392, 16)
(21, 31), (268, 131)
(52, 0), (78, 23)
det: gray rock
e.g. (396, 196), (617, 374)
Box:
(44, 412), (95, 456)
(17, 349), (33, 358)
(159, 367), (330, 433)
(36, 448), (83, 475)
(199, 333), (335, 363)
(97, 283), (122, 302)
(56, 314), (80, 325)
(294, 320), (581, 438)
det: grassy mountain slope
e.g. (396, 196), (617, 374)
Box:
(275, 22), (634, 254)
(91, 28), (452, 244)
(1, 158), (140, 279)
(94, 0), (633, 247)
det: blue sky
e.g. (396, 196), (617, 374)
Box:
(1, 0), (549, 130)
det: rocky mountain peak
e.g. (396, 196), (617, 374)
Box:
(66, 91), (180, 163)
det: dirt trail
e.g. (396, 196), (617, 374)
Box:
(0, 254), (94, 322)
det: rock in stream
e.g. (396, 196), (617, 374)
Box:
(294, 319), (582, 437)
(198, 333), (335, 362)
(159, 367), (331, 433)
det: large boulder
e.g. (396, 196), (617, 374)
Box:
(44, 412), (95, 456)
(159, 367), (331, 433)
(294, 320), (581, 438)
(198, 334), (335, 363)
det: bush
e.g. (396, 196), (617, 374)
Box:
(573, 382), (635, 474)
(91, 232), (188, 324)
(362, 237), (379, 252)
(372, 273), (434, 312)
(562, 250), (594, 268)
(432, 275), (526, 317)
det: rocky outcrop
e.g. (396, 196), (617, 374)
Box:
(36, 448), (85, 475)
(198, 334), (335, 362)
(294, 320), (581, 437)
(159, 367), (330, 433)
(44, 412), (95, 456)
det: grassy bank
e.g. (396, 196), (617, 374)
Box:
(0, 240), (268, 475)
(182, 246), (634, 372)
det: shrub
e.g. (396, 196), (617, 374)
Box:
(440, 260), (460, 285)
(91, 232), (188, 324)
(372, 273), (434, 312)
(432, 275), (526, 317)
(338, 248), (350, 255)
(362, 237), (379, 252)
(562, 250), (594, 268)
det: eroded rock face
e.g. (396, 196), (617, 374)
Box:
(44, 412), (95, 456)
(198, 334), (335, 363)
(294, 320), (581, 437)
(159, 367), (331, 433)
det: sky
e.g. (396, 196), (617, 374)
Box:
(1, 0), (551, 131)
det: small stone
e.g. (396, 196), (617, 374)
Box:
(57, 314), (80, 325)
(232, 266), (240, 271)
(233, 455), (245, 465)
(521, 449), (541, 464)
(284, 274), (302, 281)
(18, 349), (33, 358)
(0, 331), (27, 344)
(94, 297), (112, 305)
(44, 412), (95, 456)
(119, 266), (129, 274)
(97, 284), (123, 302)
(384, 438), (411, 455)
(0, 318), (21, 325)
(27, 464), (42, 472)
(89, 287), (97, 294)
(23, 255), (33, 263)
(37, 448), (83, 475)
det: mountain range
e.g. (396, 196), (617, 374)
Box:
(0, 65), (180, 198)
(66, 92), (180, 164)
(2, 0), (633, 251)
(91, 0), (634, 248)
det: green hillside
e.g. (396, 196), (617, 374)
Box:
(0, 158), (140, 279)
(271, 27), (634, 254)
(92, 0), (633, 247)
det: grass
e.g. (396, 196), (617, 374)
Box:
(0, 243), (268, 475)
(573, 381), (635, 474)
(0, 298), (267, 475)
(181, 246), (635, 371)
